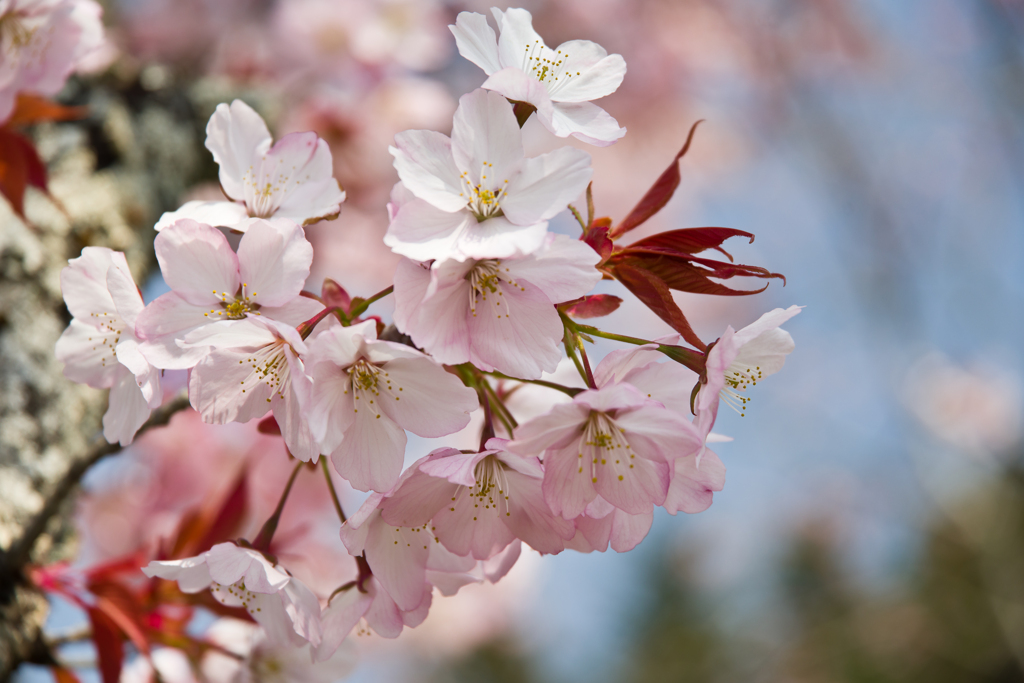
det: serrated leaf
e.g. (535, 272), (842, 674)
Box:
(626, 226), (755, 259)
(609, 120), (703, 239)
(87, 607), (124, 683)
(609, 262), (706, 350)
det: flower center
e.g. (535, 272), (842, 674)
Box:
(343, 358), (402, 419)
(239, 340), (292, 403)
(205, 284), (261, 320)
(579, 412), (634, 483)
(719, 363), (762, 417)
(0, 11), (34, 51)
(459, 162), (508, 221)
(466, 260), (525, 319)
(448, 455), (513, 518)
(85, 311), (125, 368)
(520, 40), (581, 95)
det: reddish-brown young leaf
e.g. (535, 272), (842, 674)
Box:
(610, 251), (784, 296)
(608, 262), (706, 351)
(560, 294), (623, 319)
(0, 129), (30, 216)
(582, 223), (614, 261)
(321, 278), (352, 313)
(87, 606), (124, 683)
(608, 120), (703, 239)
(90, 587), (150, 658)
(195, 472), (248, 552)
(51, 667), (81, 683)
(627, 226), (755, 259)
(7, 94), (86, 127)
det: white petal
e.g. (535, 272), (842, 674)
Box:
(329, 409), (406, 493)
(501, 146), (592, 225)
(384, 198), (474, 262)
(377, 356), (478, 437)
(206, 100), (273, 201)
(60, 247), (124, 320)
(480, 67), (554, 119)
(55, 319), (121, 388)
(494, 7), (545, 73)
(154, 200), (250, 232)
(549, 101), (626, 147)
(450, 89), (524, 189)
(506, 234), (601, 303)
(547, 41), (626, 103)
(390, 131), (466, 212)
(452, 216), (549, 261)
(103, 368), (153, 446)
(450, 11), (502, 75)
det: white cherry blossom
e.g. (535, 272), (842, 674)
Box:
(142, 542), (323, 648)
(55, 248), (162, 446)
(450, 8), (626, 146)
(154, 99), (346, 232)
(386, 88), (592, 261)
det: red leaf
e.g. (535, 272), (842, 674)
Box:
(612, 251), (784, 296)
(51, 667), (81, 683)
(87, 607), (124, 683)
(608, 120), (703, 239)
(0, 129), (30, 216)
(609, 262), (706, 351)
(582, 223), (614, 260)
(626, 227), (754, 259)
(321, 278), (351, 312)
(195, 471), (248, 551)
(7, 94), (86, 127)
(561, 294), (623, 319)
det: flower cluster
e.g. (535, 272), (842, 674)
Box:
(53, 6), (800, 676)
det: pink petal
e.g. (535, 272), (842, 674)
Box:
(542, 441), (598, 519)
(663, 448), (727, 515)
(377, 356), (478, 437)
(141, 557), (212, 593)
(508, 401), (590, 455)
(447, 216), (549, 261)
(384, 198), (472, 262)
(55, 319), (122, 388)
(593, 445), (669, 515)
(188, 345), (275, 425)
(60, 247), (125, 320)
(237, 219), (313, 308)
(364, 519), (431, 612)
(503, 469), (574, 554)
(504, 234), (601, 304)
(314, 588), (372, 662)
(480, 67), (554, 121)
(329, 408), (406, 493)
(103, 367), (153, 446)
(154, 219), (239, 307)
(433, 483), (516, 560)
(380, 467), (459, 528)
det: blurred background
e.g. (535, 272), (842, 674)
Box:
(14, 0), (1024, 681)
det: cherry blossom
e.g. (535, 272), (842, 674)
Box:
(450, 8), (626, 146)
(697, 305), (802, 437)
(0, 0), (104, 124)
(509, 382), (703, 519)
(565, 496), (653, 554)
(142, 542), (323, 648)
(186, 315), (320, 462)
(392, 233), (601, 379)
(304, 320), (479, 493)
(154, 99), (346, 232)
(55, 248), (162, 446)
(381, 440), (575, 559)
(386, 88), (592, 261)
(136, 218), (323, 370)
(201, 618), (356, 683)
(594, 345), (727, 514)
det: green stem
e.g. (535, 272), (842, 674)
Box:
(347, 285), (394, 321)
(252, 460), (304, 552)
(321, 458), (347, 524)
(485, 371), (584, 397)
(483, 381), (517, 434)
(568, 204), (586, 231)
(573, 323), (707, 375)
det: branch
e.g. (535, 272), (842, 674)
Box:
(1, 392), (191, 573)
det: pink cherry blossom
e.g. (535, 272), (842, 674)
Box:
(0, 0), (104, 124)
(305, 320), (478, 493)
(186, 315), (320, 462)
(509, 382), (703, 519)
(450, 8), (626, 146)
(136, 218), (323, 370)
(142, 542), (323, 648)
(55, 248), (162, 446)
(594, 345), (726, 514)
(381, 440), (575, 559)
(386, 88), (592, 261)
(154, 99), (346, 232)
(392, 233), (601, 379)
(697, 305), (802, 438)
(565, 496), (652, 553)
